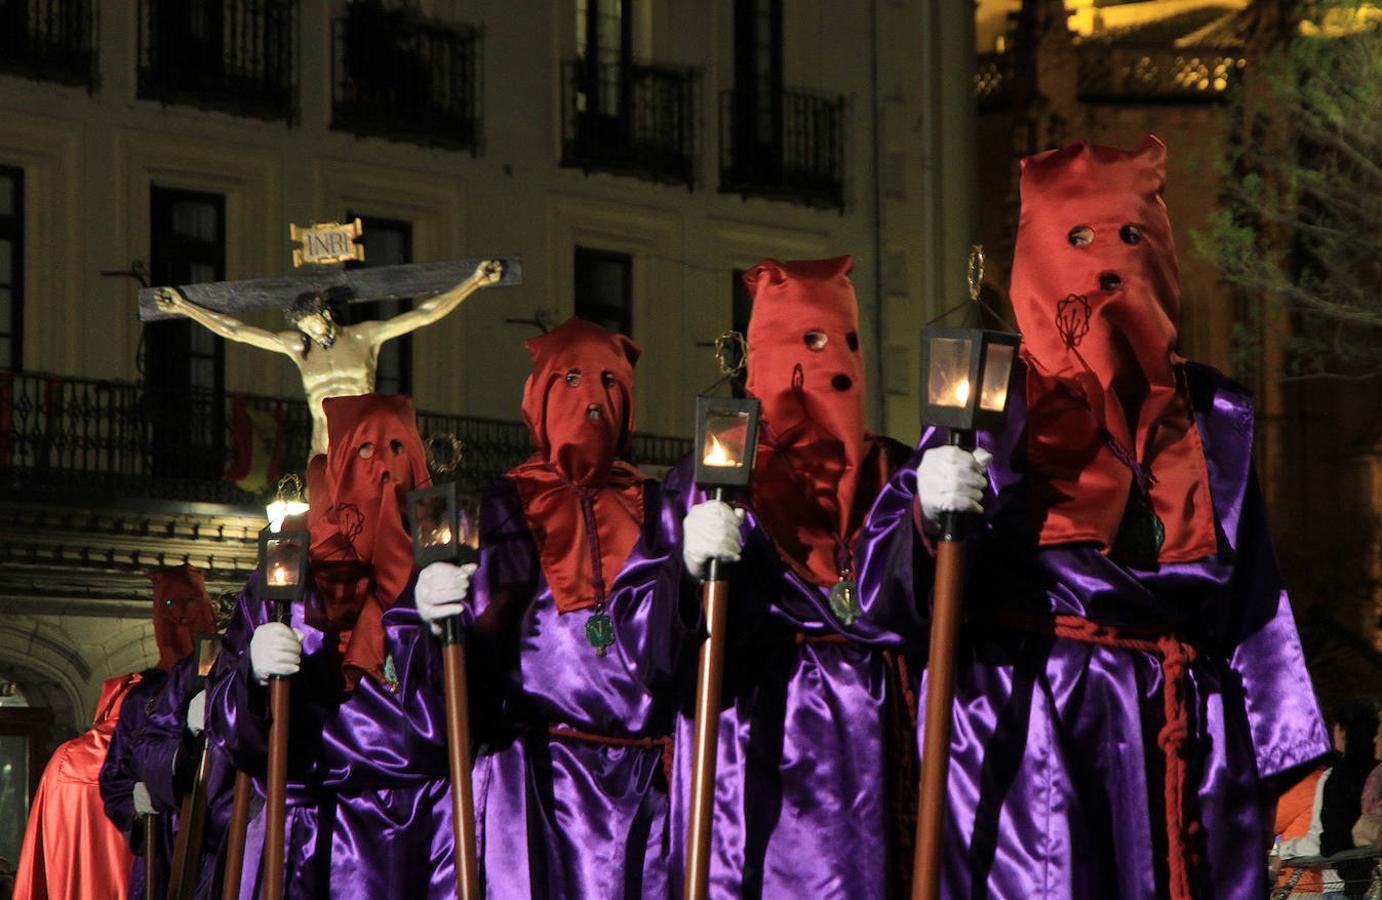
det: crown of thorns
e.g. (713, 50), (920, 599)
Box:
(284, 292), (333, 323)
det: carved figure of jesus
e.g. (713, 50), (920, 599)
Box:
(154, 259), (503, 456)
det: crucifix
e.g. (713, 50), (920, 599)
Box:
(138, 220), (522, 458)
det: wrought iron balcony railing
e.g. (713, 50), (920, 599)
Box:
(1077, 46), (1245, 103)
(0, 0), (97, 89)
(332, 5), (483, 153)
(137, 0), (297, 122)
(0, 371), (692, 507)
(719, 88), (845, 211)
(560, 59), (698, 187)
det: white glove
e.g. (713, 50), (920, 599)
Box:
(683, 501), (746, 581)
(249, 623), (303, 685)
(132, 781), (154, 817)
(186, 689), (206, 736)
(415, 561), (478, 637)
(916, 446), (994, 532)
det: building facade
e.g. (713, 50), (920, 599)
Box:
(0, 0), (974, 860)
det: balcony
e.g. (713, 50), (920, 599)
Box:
(332, 4), (482, 153)
(0, 371), (692, 507)
(560, 59), (698, 187)
(0, 0), (97, 89)
(719, 88), (845, 211)
(1076, 46), (1245, 103)
(137, 0), (297, 122)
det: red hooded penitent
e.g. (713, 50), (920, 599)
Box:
(310, 394), (431, 689)
(149, 564), (215, 672)
(743, 255), (894, 587)
(1010, 135), (1216, 563)
(507, 317), (644, 614)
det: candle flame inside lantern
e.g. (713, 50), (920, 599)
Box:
(269, 563), (289, 586)
(703, 432), (736, 467)
(435, 526), (452, 546)
(952, 378), (971, 406)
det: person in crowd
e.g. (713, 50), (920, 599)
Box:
(1321, 700), (1380, 896)
(625, 256), (917, 897)
(416, 317), (678, 898)
(99, 565), (216, 900)
(12, 674), (142, 900)
(207, 394), (456, 899)
(859, 136), (1330, 898)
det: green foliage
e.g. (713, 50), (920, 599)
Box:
(1192, 0), (1382, 377)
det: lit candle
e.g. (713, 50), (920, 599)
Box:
(435, 526), (452, 546)
(269, 563), (289, 586)
(703, 432), (735, 467)
(952, 378), (971, 406)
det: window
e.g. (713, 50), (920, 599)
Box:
(345, 214), (414, 397)
(733, 0), (782, 149)
(0, 167), (23, 371)
(574, 247), (632, 337)
(575, 0), (631, 117)
(147, 186), (226, 476)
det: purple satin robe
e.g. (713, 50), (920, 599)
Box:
(206, 575), (457, 900)
(128, 648), (238, 900)
(858, 362), (1330, 899)
(98, 668), (171, 900)
(466, 478), (675, 899)
(615, 438), (916, 899)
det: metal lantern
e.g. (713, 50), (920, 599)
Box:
(407, 482), (479, 568)
(693, 396), (762, 489)
(920, 326), (1020, 434)
(256, 528), (310, 601)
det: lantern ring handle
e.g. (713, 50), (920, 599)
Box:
(714, 330), (748, 378)
(425, 432), (465, 474)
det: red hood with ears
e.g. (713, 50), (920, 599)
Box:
(149, 565), (214, 671)
(1010, 135), (1216, 564)
(521, 317), (640, 489)
(311, 394), (431, 689)
(509, 317), (645, 614)
(743, 256), (892, 587)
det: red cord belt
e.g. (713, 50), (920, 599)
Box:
(993, 613), (1200, 900)
(546, 726), (675, 785)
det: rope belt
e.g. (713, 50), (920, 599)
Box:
(993, 612), (1200, 900)
(546, 726), (675, 786)
(793, 631), (855, 646)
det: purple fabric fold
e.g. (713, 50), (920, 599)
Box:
(205, 573), (457, 899)
(98, 667), (170, 900)
(465, 477), (675, 898)
(614, 438), (916, 899)
(855, 361), (1331, 899)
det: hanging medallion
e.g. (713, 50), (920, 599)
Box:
(1112, 491), (1165, 570)
(585, 611), (614, 657)
(829, 578), (861, 626)
(382, 653), (399, 691)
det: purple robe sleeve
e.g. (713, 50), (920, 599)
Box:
(98, 671), (166, 852)
(129, 656), (200, 814)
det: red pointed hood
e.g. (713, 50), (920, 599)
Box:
(149, 565), (214, 671)
(510, 317), (645, 614)
(1010, 136), (1216, 564)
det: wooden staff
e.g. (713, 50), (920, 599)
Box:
(144, 814), (158, 900)
(167, 638), (222, 900)
(220, 771), (254, 900)
(262, 600), (292, 900)
(685, 487), (732, 900)
(440, 616), (480, 899)
(911, 431), (975, 900)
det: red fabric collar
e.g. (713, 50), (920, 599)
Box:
(309, 394), (430, 689)
(512, 318), (645, 612)
(1011, 137), (1216, 563)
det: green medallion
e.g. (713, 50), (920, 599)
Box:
(829, 579), (861, 626)
(382, 653), (399, 688)
(585, 612), (614, 657)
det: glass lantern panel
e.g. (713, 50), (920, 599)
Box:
(415, 494), (454, 551)
(456, 506), (480, 551)
(979, 343), (1015, 412)
(927, 337), (975, 408)
(702, 408), (751, 470)
(264, 537), (305, 588)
